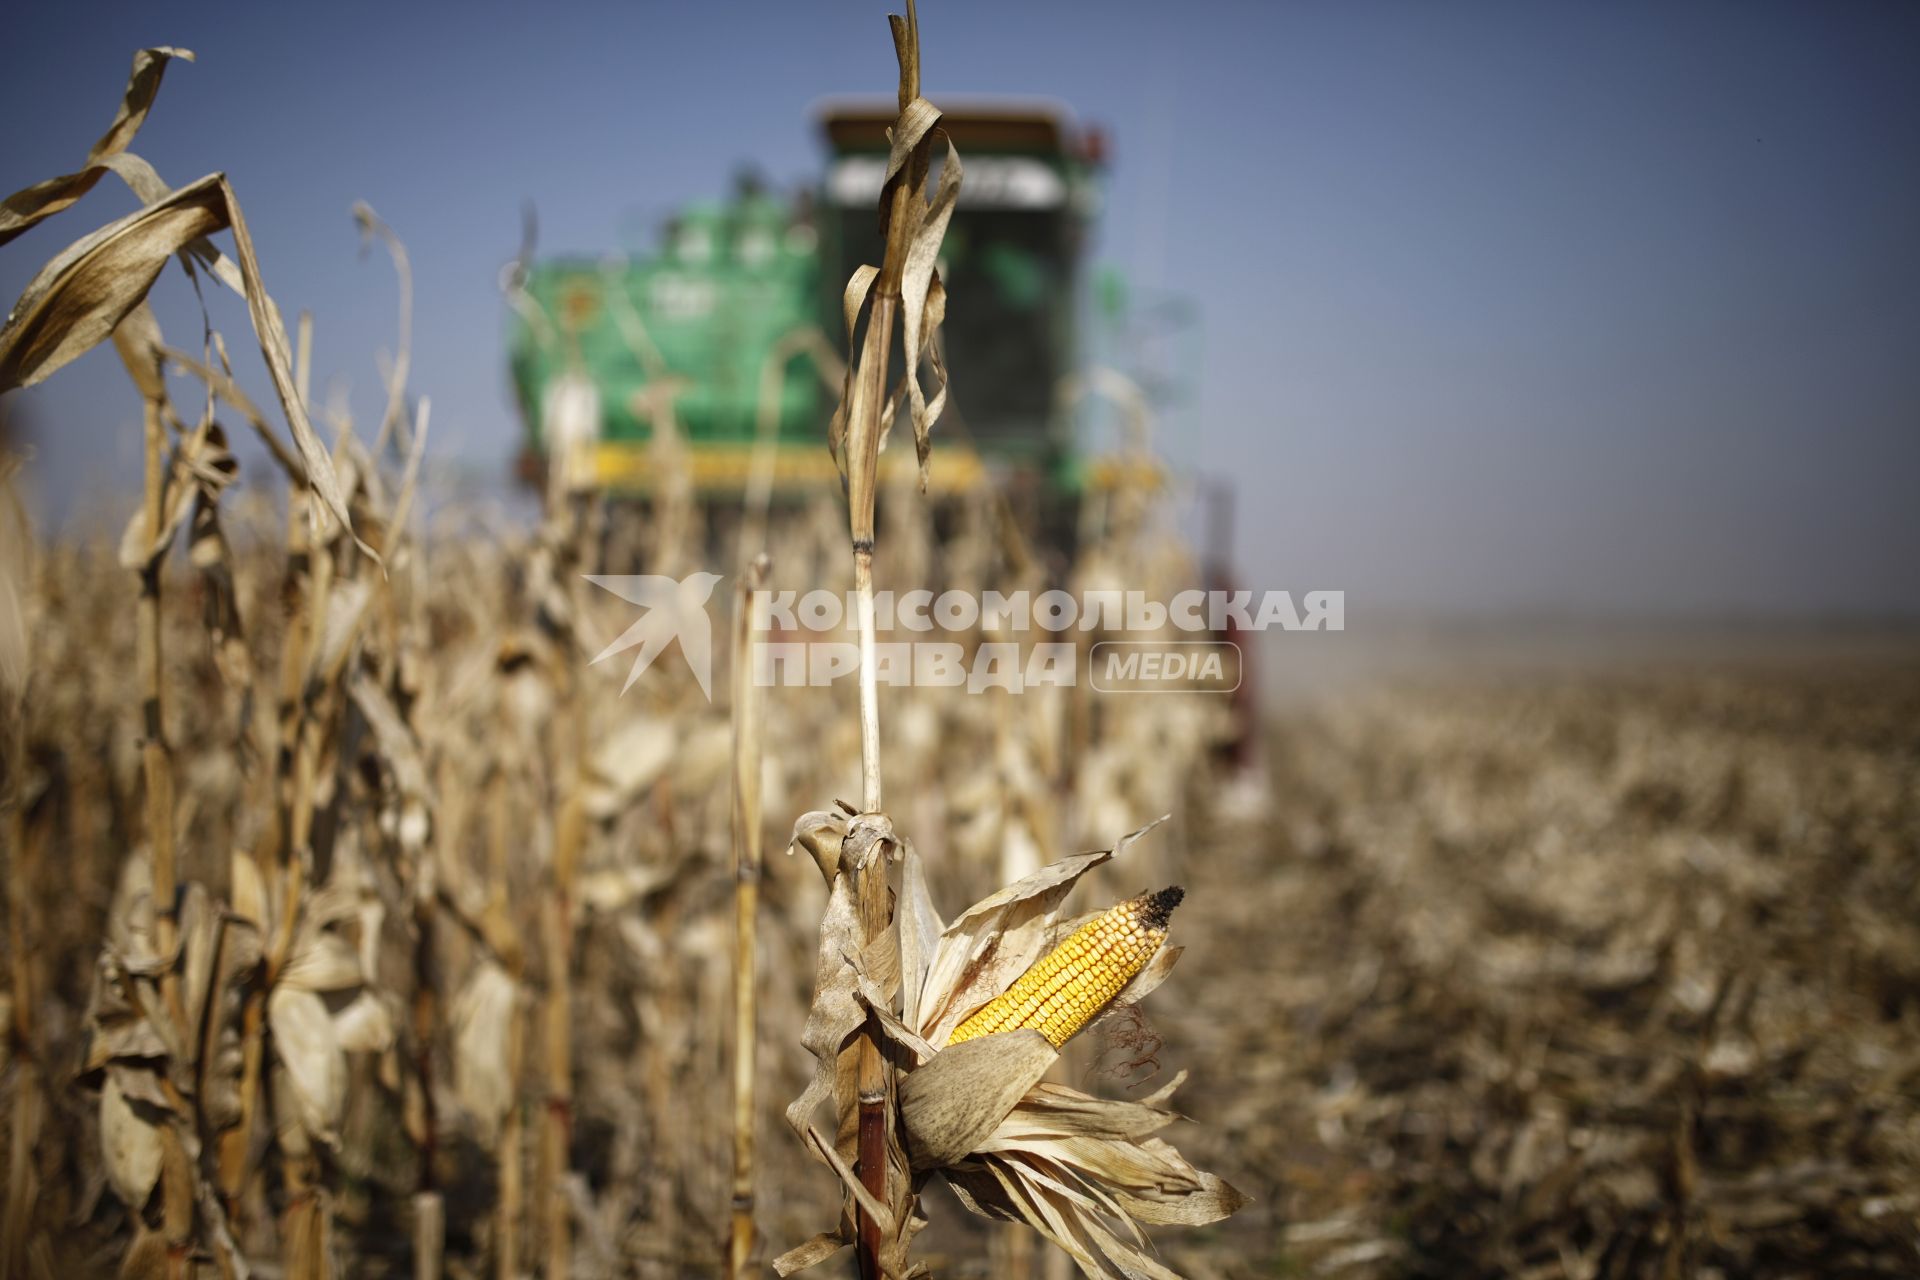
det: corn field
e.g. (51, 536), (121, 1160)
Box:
(4, 17), (1919, 1280)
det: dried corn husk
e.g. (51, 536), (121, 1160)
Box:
(779, 817), (1243, 1278)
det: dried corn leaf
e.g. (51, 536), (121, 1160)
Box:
(349, 202), (412, 452)
(115, 424), (233, 569)
(110, 299), (167, 401)
(887, 116), (961, 484)
(896, 1028), (1055, 1171)
(896, 841), (944, 1033)
(942, 1068), (1245, 1279)
(584, 717), (675, 820)
(0, 174), (226, 392)
(824, 263), (880, 487)
(173, 883), (222, 1051)
(992, 1079), (1182, 1146)
(99, 1071), (164, 1209)
(772, 1228), (852, 1278)
(348, 673), (433, 852)
(0, 171), (363, 550)
(83, 974), (169, 1072)
(311, 576), (376, 680)
(450, 960), (518, 1144)
(278, 930), (362, 994)
(331, 991), (395, 1055)
(783, 824), (873, 1150)
(788, 803), (855, 885)
(116, 1228), (170, 1280)
(228, 850), (267, 933)
(0, 46), (192, 246)
(578, 863), (677, 913)
(268, 986), (346, 1145)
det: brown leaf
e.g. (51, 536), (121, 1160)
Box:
(347, 673), (433, 853)
(99, 1072), (164, 1209)
(772, 1229), (852, 1278)
(0, 170), (367, 556)
(897, 1029), (1055, 1171)
(268, 985), (345, 1146)
(788, 803), (856, 886)
(331, 991), (395, 1055)
(895, 134), (962, 485)
(279, 930), (362, 995)
(783, 849), (867, 1150)
(450, 960), (518, 1144)
(229, 850), (268, 933)
(896, 843), (944, 1033)
(825, 264), (880, 488)
(0, 47), (193, 246)
(110, 300), (167, 401)
(0, 174), (226, 393)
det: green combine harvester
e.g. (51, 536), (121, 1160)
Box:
(507, 104), (1162, 504)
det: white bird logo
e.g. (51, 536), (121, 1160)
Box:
(584, 572), (725, 700)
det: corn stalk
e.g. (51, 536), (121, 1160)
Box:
(727, 556), (770, 1279)
(484, 765), (525, 1280)
(537, 500), (592, 1280)
(1, 542), (36, 1276)
(819, 6), (961, 1274)
(128, 357), (207, 1280)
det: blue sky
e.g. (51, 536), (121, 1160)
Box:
(3, 1), (1916, 615)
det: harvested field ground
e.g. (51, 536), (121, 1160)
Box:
(1143, 645), (1920, 1279)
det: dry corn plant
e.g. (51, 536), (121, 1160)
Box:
(781, 812), (1245, 1279)
(792, 2), (963, 1273)
(776, 8), (1243, 1278)
(0, 45), (440, 1278)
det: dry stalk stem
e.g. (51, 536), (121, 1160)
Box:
(135, 386), (199, 1280)
(830, 8), (948, 1276)
(2, 608), (35, 1278)
(217, 485), (315, 1215)
(848, 12), (916, 1275)
(280, 494), (351, 1280)
(486, 767), (525, 1280)
(538, 506), (590, 1280)
(138, 396), (179, 1028)
(741, 327), (844, 567)
(412, 1193), (444, 1280)
(412, 867), (443, 1280)
(728, 556), (771, 1280)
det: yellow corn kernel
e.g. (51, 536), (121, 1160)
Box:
(946, 886), (1183, 1048)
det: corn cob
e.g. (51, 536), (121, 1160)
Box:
(946, 886), (1184, 1048)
